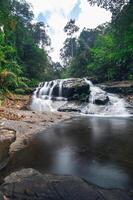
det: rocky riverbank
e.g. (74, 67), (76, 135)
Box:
(0, 94), (72, 173)
(0, 108), (71, 155)
(0, 80), (133, 199)
(99, 81), (133, 105)
(0, 168), (132, 200)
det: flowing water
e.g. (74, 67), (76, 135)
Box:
(1, 116), (133, 189)
(30, 78), (131, 116)
(59, 79), (64, 97)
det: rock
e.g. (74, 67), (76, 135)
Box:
(0, 168), (132, 200)
(58, 102), (86, 112)
(0, 129), (16, 142)
(120, 95), (133, 106)
(99, 81), (133, 95)
(0, 129), (16, 169)
(94, 94), (109, 105)
(52, 78), (90, 101)
(0, 192), (4, 200)
(99, 81), (133, 107)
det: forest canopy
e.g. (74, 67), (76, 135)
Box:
(0, 0), (55, 97)
(0, 0), (132, 98)
(60, 0), (133, 82)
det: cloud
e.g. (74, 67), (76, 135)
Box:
(27, 0), (111, 62)
(77, 0), (111, 29)
(27, 0), (77, 17)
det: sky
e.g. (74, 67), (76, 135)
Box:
(27, 0), (112, 62)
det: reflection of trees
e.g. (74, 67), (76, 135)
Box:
(1, 118), (133, 187)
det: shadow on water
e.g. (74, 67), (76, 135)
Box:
(1, 116), (133, 189)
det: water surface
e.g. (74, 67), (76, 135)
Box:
(2, 116), (133, 189)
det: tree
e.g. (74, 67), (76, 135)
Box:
(60, 28), (97, 78)
(31, 22), (51, 48)
(0, 0), (53, 97)
(60, 37), (77, 65)
(10, 0), (52, 82)
(87, 1), (133, 82)
(88, 0), (129, 19)
(64, 19), (79, 58)
(52, 62), (63, 79)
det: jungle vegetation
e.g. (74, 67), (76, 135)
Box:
(0, 0), (54, 98)
(60, 0), (133, 82)
(0, 0), (132, 99)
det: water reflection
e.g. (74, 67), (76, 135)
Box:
(83, 161), (129, 189)
(1, 116), (133, 189)
(51, 147), (75, 174)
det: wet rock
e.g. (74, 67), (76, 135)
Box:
(0, 168), (132, 200)
(58, 102), (87, 112)
(99, 81), (133, 95)
(120, 95), (133, 106)
(52, 78), (90, 101)
(94, 94), (109, 105)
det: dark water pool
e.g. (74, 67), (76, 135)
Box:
(1, 116), (133, 189)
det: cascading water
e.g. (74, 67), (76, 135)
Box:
(82, 78), (130, 116)
(30, 78), (131, 116)
(30, 79), (67, 112)
(59, 80), (64, 97)
(48, 81), (57, 100)
(39, 82), (48, 98)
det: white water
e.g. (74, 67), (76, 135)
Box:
(59, 80), (64, 97)
(30, 78), (131, 116)
(48, 81), (57, 100)
(30, 79), (67, 112)
(82, 78), (129, 116)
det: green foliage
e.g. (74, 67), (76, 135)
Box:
(87, 0), (129, 19)
(60, 1), (133, 82)
(15, 87), (33, 95)
(0, 0), (53, 97)
(60, 37), (77, 65)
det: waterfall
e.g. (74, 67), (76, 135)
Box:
(48, 80), (57, 99)
(39, 82), (48, 98)
(83, 78), (129, 116)
(59, 80), (64, 97)
(84, 78), (107, 104)
(30, 78), (131, 116)
(30, 79), (67, 112)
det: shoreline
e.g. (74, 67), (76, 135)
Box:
(0, 107), (72, 155)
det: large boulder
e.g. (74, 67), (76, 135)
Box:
(0, 128), (16, 170)
(0, 168), (132, 200)
(52, 78), (90, 101)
